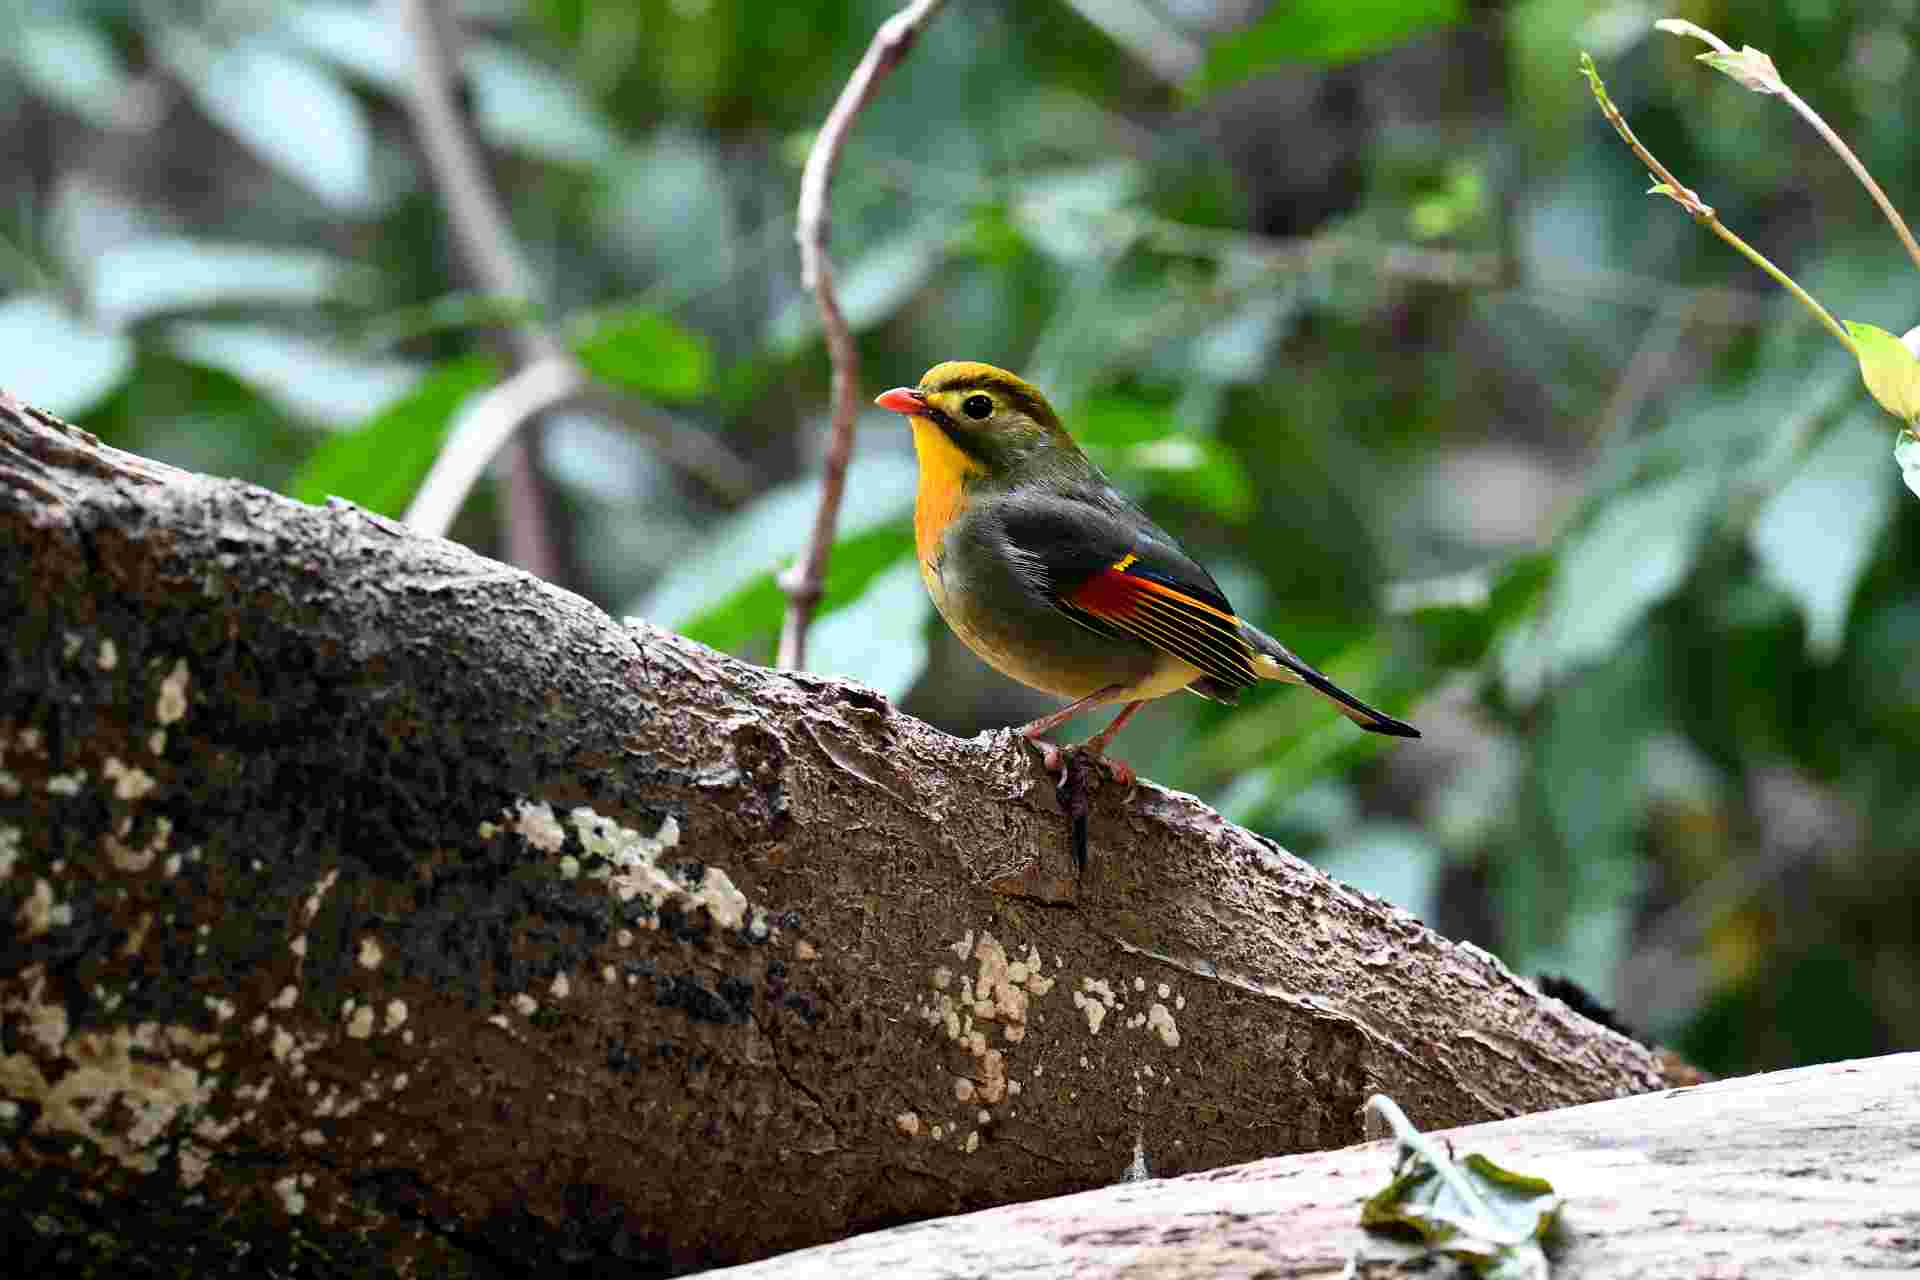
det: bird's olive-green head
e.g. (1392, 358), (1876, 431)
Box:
(877, 361), (1084, 478)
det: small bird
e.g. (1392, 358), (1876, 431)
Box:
(875, 361), (1417, 806)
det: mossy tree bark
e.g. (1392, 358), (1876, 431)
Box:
(1, 392), (1665, 1274)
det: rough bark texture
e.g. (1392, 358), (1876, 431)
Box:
(710, 1053), (1920, 1278)
(0, 392), (1667, 1274)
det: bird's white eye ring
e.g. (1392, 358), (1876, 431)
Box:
(962, 393), (993, 420)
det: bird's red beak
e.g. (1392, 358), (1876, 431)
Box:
(874, 387), (925, 415)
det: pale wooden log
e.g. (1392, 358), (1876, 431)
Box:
(712, 1053), (1920, 1279)
(0, 392), (1665, 1273)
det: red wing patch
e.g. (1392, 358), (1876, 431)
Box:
(1063, 556), (1259, 689)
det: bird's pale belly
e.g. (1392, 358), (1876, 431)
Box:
(921, 554), (1200, 703)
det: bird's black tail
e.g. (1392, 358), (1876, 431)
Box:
(1241, 623), (1420, 739)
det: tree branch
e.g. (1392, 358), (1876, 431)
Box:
(779, 0), (948, 670)
(707, 1052), (1920, 1278)
(1, 392), (1667, 1273)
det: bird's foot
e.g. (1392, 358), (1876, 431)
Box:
(1021, 736), (1139, 875)
(1022, 734), (1136, 794)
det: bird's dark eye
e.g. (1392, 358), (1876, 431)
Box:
(962, 394), (993, 420)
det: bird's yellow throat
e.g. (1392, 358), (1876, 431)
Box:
(907, 415), (983, 562)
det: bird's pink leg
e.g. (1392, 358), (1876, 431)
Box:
(1016, 684), (1127, 775)
(1079, 700), (1145, 791)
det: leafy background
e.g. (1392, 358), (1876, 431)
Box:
(3, 0), (1916, 1078)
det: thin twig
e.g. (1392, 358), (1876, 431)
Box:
(1580, 53), (1856, 357)
(405, 355), (581, 538)
(1659, 21), (1920, 277)
(392, 0), (753, 555)
(392, 0), (562, 576)
(778, 0), (949, 670)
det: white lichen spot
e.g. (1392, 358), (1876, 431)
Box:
(929, 1124), (944, 1141)
(977, 1109), (990, 1125)
(965, 1130), (980, 1154)
(301, 1128), (326, 1147)
(290, 935), (308, 958)
(1008, 1080), (1022, 1097)
(97, 638), (118, 671)
(1158, 982), (1170, 999)
(147, 730), (166, 757)
(1073, 978), (1117, 1035)
(1133, 977), (1145, 992)
(163, 853), (181, 878)
(1146, 1003), (1181, 1049)
(511, 800), (567, 853)
(383, 1000), (407, 1033)
(931, 966), (952, 991)
(0, 825), (21, 879)
(550, 972), (570, 1000)
(103, 757), (155, 801)
(302, 868), (339, 922)
(895, 1111), (920, 1137)
(953, 1076), (975, 1103)
(17, 879), (59, 939)
(977, 1048), (1007, 1104)
(203, 996), (236, 1023)
(795, 939), (818, 961)
(62, 631), (83, 661)
(271, 1028), (295, 1061)
(358, 936), (383, 970)
(274, 1175), (306, 1216)
(371, 1131), (386, 1147)
(391, 1072), (410, 1091)
(156, 660), (190, 725)
(601, 964), (617, 984)
(512, 993), (539, 1018)
(951, 929), (975, 962)
(272, 984), (298, 1010)
(106, 816), (172, 873)
(616, 928), (634, 948)
(1176, 994), (1185, 1011)
(45, 769), (87, 797)
(346, 1005), (376, 1039)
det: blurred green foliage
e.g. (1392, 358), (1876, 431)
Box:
(3, 0), (1917, 1078)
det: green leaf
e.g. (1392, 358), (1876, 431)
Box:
(463, 40), (622, 168)
(158, 30), (375, 212)
(633, 456), (919, 650)
(1897, 428), (1920, 501)
(807, 558), (933, 702)
(1696, 47), (1785, 95)
(1189, 0), (1464, 95)
(1541, 470), (1719, 676)
(1654, 20), (1786, 95)
(0, 294), (134, 416)
(1749, 413), (1897, 661)
(1120, 437), (1255, 520)
(168, 323), (421, 427)
(89, 239), (358, 325)
(1395, 552), (1554, 671)
(674, 525), (915, 658)
(289, 355), (500, 516)
(1353, 1094), (1561, 1279)
(1071, 394), (1181, 449)
(573, 309), (713, 401)
(1844, 320), (1920, 424)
